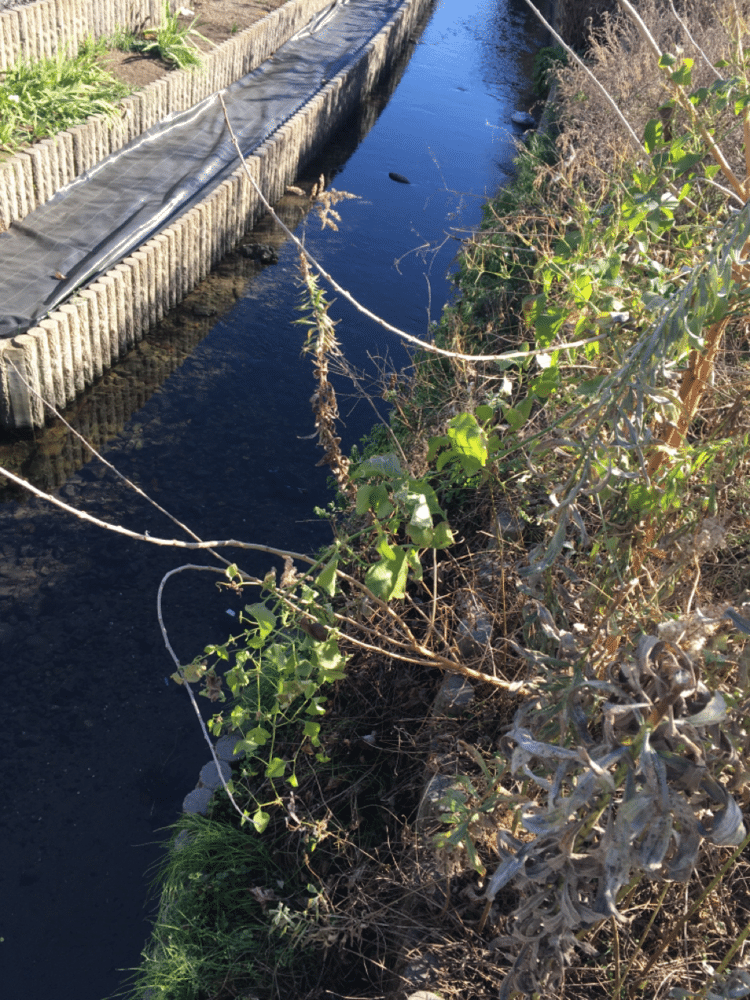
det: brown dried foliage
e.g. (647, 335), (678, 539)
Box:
(555, 0), (750, 195)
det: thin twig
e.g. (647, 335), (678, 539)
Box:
(157, 563), (247, 821)
(0, 463), (319, 561)
(6, 359), (234, 567)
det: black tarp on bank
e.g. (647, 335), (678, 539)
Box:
(0, 0), (404, 339)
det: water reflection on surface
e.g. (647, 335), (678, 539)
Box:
(0, 2), (547, 998)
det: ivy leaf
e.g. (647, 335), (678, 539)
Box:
(313, 637), (345, 675)
(252, 808), (270, 834)
(355, 484), (372, 515)
(265, 757), (287, 779)
(245, 602), (276, 638)
(446, 411), (488, 473)
(365, 547), (409, 600)
(353, 453), (402, 479)
(407, 523), (433, 547)
(316, 555), (338, 597)
(426, 434), (449, 463)
(304, 720), (322, 746)
(431, 520), (454, 549)
(245, 726), (271, 747)
(503, 397), (533, 431)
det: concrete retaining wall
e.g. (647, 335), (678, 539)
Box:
(0, 0), (430, 429)
(0, 0), (335, 231)
(0, 0), (165, 72)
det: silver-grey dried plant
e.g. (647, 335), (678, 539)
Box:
(478, 612), (749, 998)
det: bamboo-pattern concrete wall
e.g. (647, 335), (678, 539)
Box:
(0, 0), (429, 429)
(0, 0), (335, 231)
(0, 0), (166, 72)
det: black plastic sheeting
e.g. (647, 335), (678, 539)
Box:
(0, 0), (404, 339)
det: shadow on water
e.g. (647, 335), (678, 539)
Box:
(0, 2), (549, 998)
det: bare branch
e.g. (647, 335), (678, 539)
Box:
(157, 563), (247, 821)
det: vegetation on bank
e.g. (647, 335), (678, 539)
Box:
(25, 0), (743, 997)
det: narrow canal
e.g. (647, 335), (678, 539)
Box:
(0, 1), (547, 997)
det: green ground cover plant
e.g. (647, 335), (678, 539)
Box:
(0, 37), (131, 154)
(114, 2), (210, 70)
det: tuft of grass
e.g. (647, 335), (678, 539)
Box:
(120, 812), (310, 1000)
(0, 37), (131, 154)
(107, 25), (139, 52)
(131, 2), (211, 70)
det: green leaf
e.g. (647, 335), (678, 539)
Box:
(376, 532), (397, 560)
(355, 484), (372, 515)
(313, 636), (346, 674)
(245, 602), (276, 638)
(431, 521), (454, 549)
(644, 117), (663, 153)
(475, 404), (495, 423)
(353, 453), (402, 479)
(627, 483), (659, 515)
(446, 411), (488, 471)
(530, 366), (559, 399)
(671, 151), (704, 176)
(304, 720), (321, 746)
(535, 305), (567, 346)
(316, 555), (338, 597)
(670, 59), (693, 87)
(265, 756), (287, 779)
(579, 375), (605, 396)
(407, 523), (433, 547)
(252, 808), (270, 834)
(245, 726), (271, 747)
(503, 397), (533, 431)
(426, 435), (449, 463)
(571, 273), (593, 305)
(365, 547), (409, 600)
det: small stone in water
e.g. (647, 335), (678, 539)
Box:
(216, 734), (246, 761)
(183, 787), (213, 815)
(199, 760), (232, 790)
(511, 111), (536, 127)
(388, 171), (410, 184)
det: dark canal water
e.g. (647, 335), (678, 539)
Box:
(0, 1), (547, 996)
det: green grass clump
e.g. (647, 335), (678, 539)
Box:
(123, 813), (306, 1000)
(0, 38), (131, 154)
(129, 1), (210, 70)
